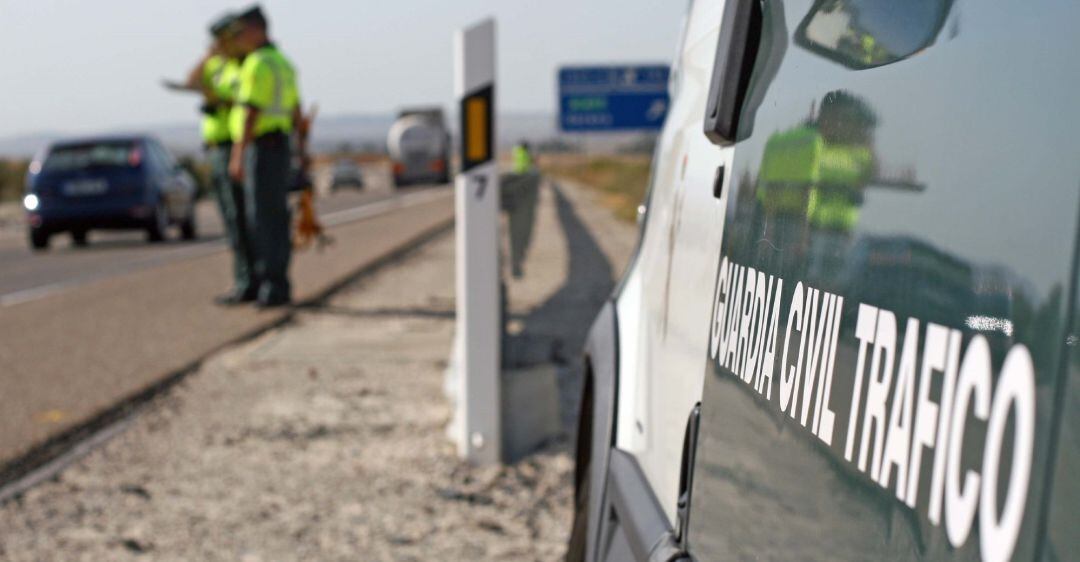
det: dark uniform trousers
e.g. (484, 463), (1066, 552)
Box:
(208, 143), (256, 297)
(244, 132), (292, 303)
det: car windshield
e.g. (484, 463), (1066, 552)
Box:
(42, 141), (140, 173)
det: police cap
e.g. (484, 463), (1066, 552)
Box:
(236, 5), (268, 28)
(209, 12), (238, 37)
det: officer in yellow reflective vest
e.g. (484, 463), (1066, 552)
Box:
(511, 140), (534, 174)
(191, 13), (257, 305)
(228, 5), (306, 308)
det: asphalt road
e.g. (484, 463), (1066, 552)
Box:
(0, 162), (454, 470)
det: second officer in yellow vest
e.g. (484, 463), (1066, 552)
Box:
(196, 13), (258, 305)
(228, 5), (306, 308)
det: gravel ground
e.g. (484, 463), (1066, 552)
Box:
(0, 179), (635, 561)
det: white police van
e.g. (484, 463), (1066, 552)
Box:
(566, 0), (1079, 560)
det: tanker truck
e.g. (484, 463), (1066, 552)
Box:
(387, 107), (451, 187)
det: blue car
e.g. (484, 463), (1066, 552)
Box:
(23, 135), (198, 250)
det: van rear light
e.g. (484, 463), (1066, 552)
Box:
(430, 158), (446, 172)
(393, 162), (405, 175)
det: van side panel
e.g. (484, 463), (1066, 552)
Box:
(613, 0), (732, 524)
(687, 0), (1080, 560)
(1042, 200), (1080, 559)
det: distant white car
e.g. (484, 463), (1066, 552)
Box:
(330, 158), (364, 190)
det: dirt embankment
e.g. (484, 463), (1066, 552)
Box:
(540, 154), (652, 223)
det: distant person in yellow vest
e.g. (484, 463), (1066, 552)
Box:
(512, 140), (534, 174)
(505, 141), (539, 278)
(228, 5), (306, 308)
(187, 13), (258, 305)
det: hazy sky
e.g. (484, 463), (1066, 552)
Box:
(0, 1), (685, 137)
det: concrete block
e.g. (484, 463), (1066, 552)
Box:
(501, 363), (561, 463)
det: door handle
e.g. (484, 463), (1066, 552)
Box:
(712, 165), (726, 200)
(703, 0), (762, 146)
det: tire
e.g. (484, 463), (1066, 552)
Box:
(29, 229), (50, 251)
(146, 201), (167, 243)
(565, 468), (590, 562)
(71, 230), (89, 247)
(569, 305), (618, 562)
(565, 372), (595, 562)
(180, 212), (197, 241)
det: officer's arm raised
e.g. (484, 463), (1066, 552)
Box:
(184, 51), (217, 102)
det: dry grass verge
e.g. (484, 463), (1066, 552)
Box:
(539, 154), (651, 223)
(0, 159), (28, 204)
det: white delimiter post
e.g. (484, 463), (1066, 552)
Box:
(453, 18), (501, 465)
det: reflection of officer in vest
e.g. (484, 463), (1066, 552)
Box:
(839, 30), (893, 67)
(806, 91), (877, 284)
(192, 13), (258, 305)
(228, 5), (306, 307)
(754, 90), (877, 281)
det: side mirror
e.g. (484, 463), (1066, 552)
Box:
(173, 163), (193, 180)
(794, 0), (954, 70)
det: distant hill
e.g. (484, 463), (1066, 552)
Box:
(0, 110), (653, 158)
(0, 115), (397, 158)
(0, 132), (70, 160)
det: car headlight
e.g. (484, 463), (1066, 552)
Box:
(23, 194), (39, 211)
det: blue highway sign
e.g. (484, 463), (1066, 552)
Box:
(558, 65), (670, 132)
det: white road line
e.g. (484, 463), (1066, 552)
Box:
(0, 188), (449, 308)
